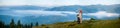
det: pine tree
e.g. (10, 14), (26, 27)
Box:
(25, 24), (28, 28)
(17, 20), (22, 28)
(10, 19), (15, 28)
(31, 23), (33, 28)
(0, 20), (4, 28)
(36, 22), (38, 26)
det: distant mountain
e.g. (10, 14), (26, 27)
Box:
(48, 4), (120, 13)
(0, 5), (49, 10)
(0, 4), (120, 13)
(47, 5), (98, 13)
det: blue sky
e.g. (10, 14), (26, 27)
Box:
(0, 0), (120, 6)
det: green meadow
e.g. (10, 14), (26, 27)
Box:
(33, 18), (120, 28)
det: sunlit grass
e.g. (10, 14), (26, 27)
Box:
(33, 20), (120, 28)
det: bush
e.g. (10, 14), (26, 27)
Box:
(88, 18), (95, 23)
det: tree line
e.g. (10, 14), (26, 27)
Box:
(0, 19), (39, 28)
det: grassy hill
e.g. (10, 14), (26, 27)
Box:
(33, 20), (120, 28)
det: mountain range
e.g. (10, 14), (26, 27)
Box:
(0, 4), (120, 25)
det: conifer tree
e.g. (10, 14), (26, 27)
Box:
(0, 20), (4, 28)
(31, 23), (33, 28)
(10, 19), (15, 28)
(36, 22), (38, 26)
(17, 20), (22, 28)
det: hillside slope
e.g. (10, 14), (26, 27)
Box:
(33, 20), (120, 28)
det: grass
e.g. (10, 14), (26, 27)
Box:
(33, 20), (120, 28)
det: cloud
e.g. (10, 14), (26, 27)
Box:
(10, 10), (77, 16)
(84, 11), (119, 18)
(0, 10), (119, 19)
(0, 0), (119, 6)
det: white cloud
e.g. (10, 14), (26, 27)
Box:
(0, 10), (119, 19)
(0, 0), (119, 6)
(12, 10), (77, 16)
(84, 11), (119, 18)
(83, 18), (91, 20)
